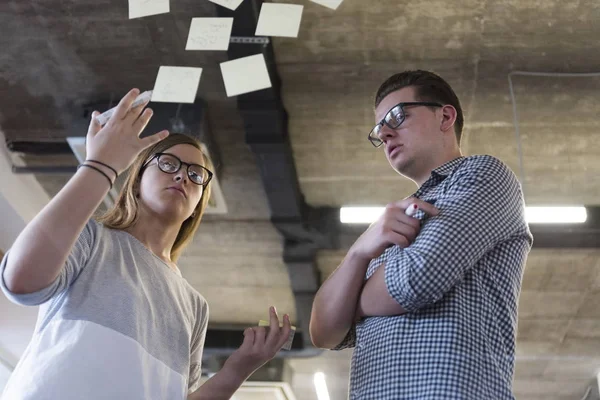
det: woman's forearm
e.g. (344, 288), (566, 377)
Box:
(187, 362), (248, 400)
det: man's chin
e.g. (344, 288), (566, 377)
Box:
(390, 159), (416, 180)
(389, 157), (408, 173)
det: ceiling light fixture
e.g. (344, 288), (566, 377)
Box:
(313, 372), (331, 400)
(524, 206), (587, 224)
(340, 206), (587, 224)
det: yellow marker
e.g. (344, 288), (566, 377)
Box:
(258, 320), (296, 351)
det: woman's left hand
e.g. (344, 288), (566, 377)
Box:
(224, 306), (292, 379)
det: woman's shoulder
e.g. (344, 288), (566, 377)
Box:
(180, 280), (209, 320)
(86, 217), (111, 238)
(183, 280), (208, 307)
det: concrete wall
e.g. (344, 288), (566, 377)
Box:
(0, 132), (49, 391)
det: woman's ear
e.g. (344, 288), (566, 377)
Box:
(133, 176), (142, 199)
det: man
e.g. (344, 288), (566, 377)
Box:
(309, 70), (533, 399)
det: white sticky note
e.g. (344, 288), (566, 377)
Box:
(208, 0), (245, 11)
(151, 66), (203, 103)
(309, 0), (344, 10)
(186, 18), (233, 51)
(129, 0), (170, 19)
(220, 54), (272, 97)
(255, 3), (303, 38)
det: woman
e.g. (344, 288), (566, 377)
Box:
(1, 89), (291, 400)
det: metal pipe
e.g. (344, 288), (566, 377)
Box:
(508, 70), (600, 198)
(11, 165), (77, 174)
(203, 347), (322, 359)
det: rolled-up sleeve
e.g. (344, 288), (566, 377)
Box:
(384, 157), (529, 312)
(332, 324), (356, 350)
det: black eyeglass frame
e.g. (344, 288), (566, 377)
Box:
(142, 152), (214, 187)
(368, 101), (444, 147)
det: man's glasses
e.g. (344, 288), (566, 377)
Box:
(143, 153), (213, 187)
(368, 102), (443, 147)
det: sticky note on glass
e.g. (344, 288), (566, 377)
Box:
(258, 320), (296, 351)
(185, 18), (233, 51)
(255, 3), (304, 38)
(309, 0), (344, 10)
(129, 0), (170, 19)
(151, 66), (203, 103)
(208, 0), (244, 11)
(220, 54), (272, 97)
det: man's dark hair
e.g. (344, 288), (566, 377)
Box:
(374, 70), (464, 144)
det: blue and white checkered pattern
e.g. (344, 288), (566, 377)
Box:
(334, 155), (533, 400)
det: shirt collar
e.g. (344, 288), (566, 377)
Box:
(416, 156), (466, 193)
(172, 265), (182, 277)
(430, 156), (466, 178)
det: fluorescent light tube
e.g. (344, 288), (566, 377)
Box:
(340, 206), (587, 224)
(314, 372), (331, 400)
(524, 206), (587, 224)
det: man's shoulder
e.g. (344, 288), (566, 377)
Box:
(458, 155), (517, 181)
(461, 154), (510, 170)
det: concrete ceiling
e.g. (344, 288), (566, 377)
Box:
(2, 0), (600, 399)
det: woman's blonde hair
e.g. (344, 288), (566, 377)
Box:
(97, 133), (213, 262)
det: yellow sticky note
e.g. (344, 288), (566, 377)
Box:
(258, 320), (296, 351)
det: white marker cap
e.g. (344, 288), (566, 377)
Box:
(95, 90), (153, 126)
(405, 203), (418, 217)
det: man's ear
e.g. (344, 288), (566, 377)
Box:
(440, 105), (457, 133)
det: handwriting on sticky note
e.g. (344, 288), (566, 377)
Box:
(151, 66), (203, 104)
(208, 0), (244, 11)
(186, 18), (233, 51)
(128, 0), (169, 19)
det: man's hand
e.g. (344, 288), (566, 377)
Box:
(224, 306), (292, 380)
(349, 198), (439, 262)
(308, 199), (438, 349)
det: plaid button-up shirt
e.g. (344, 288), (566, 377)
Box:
(334, 155), (533, 399)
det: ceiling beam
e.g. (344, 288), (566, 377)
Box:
(7, 135), (600, 250)
(215, 0), (325, 357)
(5, 100), (222, 174)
